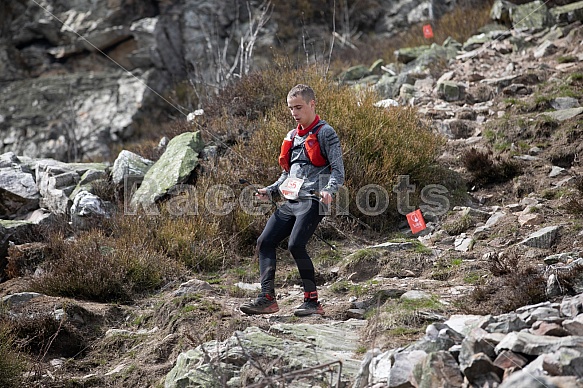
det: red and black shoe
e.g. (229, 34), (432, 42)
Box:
(240, 293), (279, 315)
(294, 291), (324, 317)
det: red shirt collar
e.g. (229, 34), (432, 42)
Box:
(297, 115), (320, 137)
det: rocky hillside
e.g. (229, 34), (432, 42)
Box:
(0, 0), (465, 163)
(2, 0), (583, 387)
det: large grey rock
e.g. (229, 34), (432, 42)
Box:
(35, 159), (107, 215)
(462, 30), (511, 51)
(404, 43), (459, 73)
(388, 350), (427, 388)
(0, 219), (36, 280)
(512, 1), (553, 29)
(534, 40), (558, 58)
(439, 119), (477, 139)
(165, 320), (365, 388)
(551, 1), (583, 24)
(562, 314), (583, 336)
(499, 369), (580, 388)
(520, 225), (561, 249)
(495, 331), (583, 356)
(376, 0), (456, 38)
(415, 351), (463, 388)
(519, 306), (561, 326)
(436, 81), (465, 102)
(1, 292), (44, 307)
(111, 150), (154, 186)
(70, 190), (111, 230)
(483, 312), (529, 334)
(543, 107), (583, 122)
(395, 45), (432, 64)
(130, 132), (204, 212)
(550, 97), (580, 111)
(462, 352), (503, 386)
(0, 165), (40, 218)
(490, 0), (515, 25)
(459, 328), (505, 371)
(561, 294), (583, 319)
(340, 65), (371, 81)
(374, 75), (400, 99)
(543, 347), (583, 376)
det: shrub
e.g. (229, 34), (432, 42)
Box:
(32, 228), (181, 302)
(461, 148), (522, 188)
(225, 70), (443, 230)
(0, 321), (25, 388)
(463, 250), (546, 315)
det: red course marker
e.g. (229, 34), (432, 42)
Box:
(423, 24), (434, 39)
(407, 209), (427, 234)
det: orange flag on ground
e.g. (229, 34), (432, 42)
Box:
(423, 24), (434, 39)
(407, 209), (427, 234)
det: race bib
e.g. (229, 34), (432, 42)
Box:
(279, 177), (304, 200)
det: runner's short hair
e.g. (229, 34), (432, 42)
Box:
(287, 84), (315, 103)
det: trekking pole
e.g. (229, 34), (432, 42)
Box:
(239, 178), (279, 208)
(239, 178), (337, 251)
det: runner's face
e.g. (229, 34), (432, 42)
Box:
(287, 95), (315, 129)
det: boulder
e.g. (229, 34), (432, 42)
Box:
(395, 45), (431, 64)
(436, 81), (465, 102)
(164, 320), (365, 387)
(35, 159), (108, 215)
(340, 65), (371, 81)
(512, 1), (553, 30)
(111, 150), (154, 186)
(490, 0), (516, 26)
(388, 350), (427, 388)
(520, 225), (561, 249)
(130, 132), (204, 213)
(0, 219), (36, 280)
(543, 107), (583, 122)
(495, 331), (583, 356)
(551, 1), (583, 24)
(0, 165), (40, 219)
(70, 190), (111, 230)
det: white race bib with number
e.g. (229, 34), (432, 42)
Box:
(279, 177), (304, 200)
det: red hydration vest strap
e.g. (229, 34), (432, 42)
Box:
(278, 123), (328, 172)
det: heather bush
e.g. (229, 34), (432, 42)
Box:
(215, 67), (444, 230)
(32, 228), (182, 302)
(461, 147), (522, 188)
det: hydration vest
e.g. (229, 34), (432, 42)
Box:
(278, 123), (328, 172)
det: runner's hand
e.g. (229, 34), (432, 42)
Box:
(254, 188), (270, 201)
(320, 190), (332, 205)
